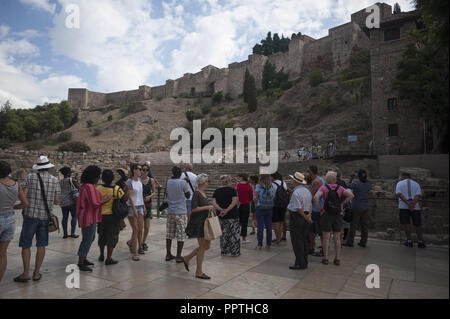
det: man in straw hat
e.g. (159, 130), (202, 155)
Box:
(287, 172), (312, 270)
(14, 156), (60, 282)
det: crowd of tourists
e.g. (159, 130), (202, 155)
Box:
(0, 156), (426, 283)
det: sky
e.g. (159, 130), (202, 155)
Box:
(0, 0), (415, 109)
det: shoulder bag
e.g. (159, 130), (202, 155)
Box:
(37, 173), (60, 233)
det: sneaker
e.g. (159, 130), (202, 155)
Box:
(357, 242), (367, 248)
(83, 259), (94, 266)
(98, 255), (105, 262)
(78, 264), (93, 272)
(343, 242), (353, 247)
(241, 240), (250, 244)
(404, 241), (413, 248)
(418, 242), (426, 249)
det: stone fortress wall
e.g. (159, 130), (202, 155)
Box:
(69, 3), (393, 111)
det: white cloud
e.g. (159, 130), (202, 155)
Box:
(0, 35), (86, 108)
(13, 29), (44, 39)
(19, 0), (56, 14)
(50, 0), (186, 91)
(0, 25), (10, 39)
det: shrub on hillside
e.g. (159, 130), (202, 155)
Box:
(225, 93), (233, 102)
(143, 133), (154, 145)
(0, 138), (11, 149)
(92, 128), (102, 136)
(309, 71), (324, 87)
(86, 120), (93, 128)
(265, 88), (283, 99)
(186, 110), (195, 122)
(25, 142), (44, 151)
(58, 142), (91, 153)
(212, 91), (224, 105)
(201, 105), (211, 115)
(57, 132), (72, 143)
(280, 81), (293, 90)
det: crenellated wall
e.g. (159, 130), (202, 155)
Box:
(68, 4), (383, 110)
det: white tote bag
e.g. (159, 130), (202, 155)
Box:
(204, 210), (222, 240)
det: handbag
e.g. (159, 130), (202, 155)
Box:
(204, 209), (222, 240)
(69, 177), (79, 200)
(343, 207), (353, 223)
(37, 173), (60, 233)
(111, 185), (128, 219)
(158, 181), (168, 212)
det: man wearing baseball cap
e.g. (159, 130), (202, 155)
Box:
(287, 172), (312, 270)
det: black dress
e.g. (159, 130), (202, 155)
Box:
(185, 191), (211, 238)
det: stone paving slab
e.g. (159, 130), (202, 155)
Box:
(0, 210), (448, 299)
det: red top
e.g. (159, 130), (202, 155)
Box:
(236, 183), (253, 204)
(77, 184), (102, 228)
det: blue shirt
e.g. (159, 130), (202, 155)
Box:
(312, 176), (324, 212)
(349, 181), (372, 211)
(255, 184), (274, 208)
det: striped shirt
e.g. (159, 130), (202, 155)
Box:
(76, 184), (102, 228)
(22, 172), (61, 220)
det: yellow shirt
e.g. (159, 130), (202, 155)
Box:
(96, 185), (125, 215)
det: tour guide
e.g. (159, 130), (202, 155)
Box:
(287, 172), (312, 270)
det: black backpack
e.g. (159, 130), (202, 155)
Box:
(324, 184), (342, 214)
(106, 185), (128, 219)
(273, 181), (289, 208)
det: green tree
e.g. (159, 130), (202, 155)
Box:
(262, 61), (277, 91)
(252, 44), (262, 55)
(273, 33), (281, 53)
(394, 0), (449, 153)
(24, 116), (39, 140)
(243, 70), (258, 112)
(57, 101), (73, 126)
(6, 116), (26, 142)
(280, 35), (290, 52)
(261, 32), (273, 56)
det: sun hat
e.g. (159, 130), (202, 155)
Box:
(32, 156), (55, 170)
(289, 172), (307, 185)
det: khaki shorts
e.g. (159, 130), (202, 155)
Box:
(166, 214), (187, 242)
(321, 212), (342, 233)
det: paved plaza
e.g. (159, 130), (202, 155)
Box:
(0, 210), (448, 299)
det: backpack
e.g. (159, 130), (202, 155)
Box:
(324, 184), (342, 215)
(258, 186), (275, 210)
(106, 185), (128, 220)
(273, 181), (289, 208)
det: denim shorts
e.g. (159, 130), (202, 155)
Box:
(128, 205), (145, 217)
(19, 217), (49, 248)
(0, 213), (15, 242)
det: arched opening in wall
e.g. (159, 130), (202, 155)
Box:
(190, 87), (196, 97)
(208, 82), (215, 96)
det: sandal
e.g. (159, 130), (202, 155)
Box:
(195, 273), (211, 280)
(33, 273), (42, 281)
(175, 258), (184, 263)
(70, 234), (79, 239)
(131, 256), (140, 261)
(182, 257), (189, 272)
(142, 243), (148, 251)
(14, 275), (31, 283)
(322, 259), (329, 265)
(165, 255), (175, 262)
(312, 251), (324, 257)
(333, 259), (341, 266)
(138, 248), (145, 255)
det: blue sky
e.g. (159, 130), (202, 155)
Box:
(0, 0), (414, 108)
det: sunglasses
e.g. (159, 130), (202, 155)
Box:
(142, 168), (149, 171)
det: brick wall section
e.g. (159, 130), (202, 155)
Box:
(370, 12), (423, 155)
